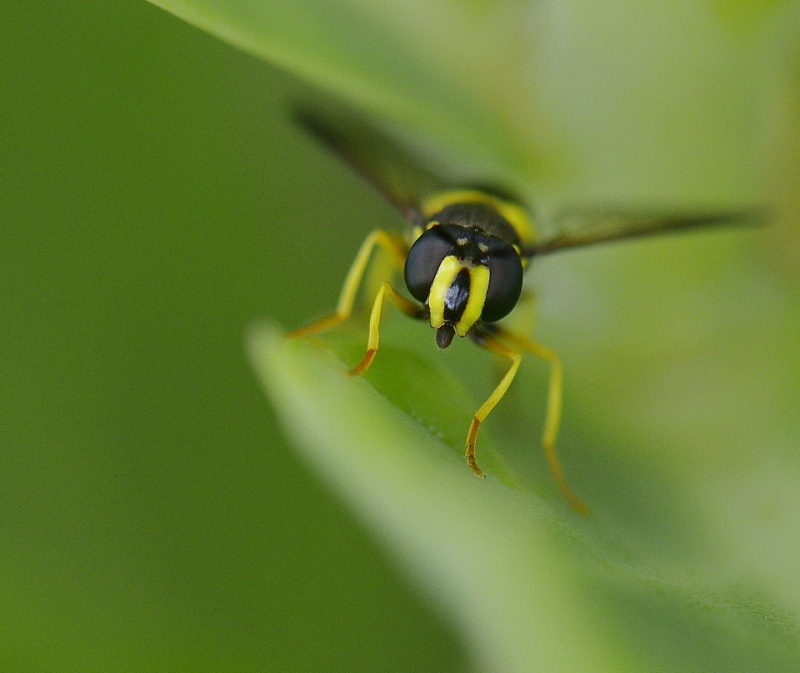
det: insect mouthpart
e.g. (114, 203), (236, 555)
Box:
(436, 323), (456, 349)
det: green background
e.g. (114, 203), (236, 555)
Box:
(3, 1), (800, 672)
(1, 1), (463, 670)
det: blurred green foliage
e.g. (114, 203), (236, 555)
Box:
(0, 1), (464, 671)
(3, 0), (800, 672)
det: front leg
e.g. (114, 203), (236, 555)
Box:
(469, 325), (588, 514)
(348, 281), (424, 376)
(286, 229), (407, 340)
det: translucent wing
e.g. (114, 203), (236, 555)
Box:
(296, 106), (764, 252)
(525, 207), (765, 257)
(295, 108), (449, 226)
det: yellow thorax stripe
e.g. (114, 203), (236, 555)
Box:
(420, 189), (536, 245)
(428, 256), (490, 337)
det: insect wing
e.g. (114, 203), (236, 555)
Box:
(526, 207), (763, 257)
(296, 109), (449, 224)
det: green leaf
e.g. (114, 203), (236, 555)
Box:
(144, 0), (787, 199)
(145, 0), (536, 178)
(248, 324), (610, 672)
(249, 320), (799, 673)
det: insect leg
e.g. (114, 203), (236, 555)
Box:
(472, 326), (588, 514)
(286, 229), (407, 339)
(465, 330), (522, 480)
(348, 281), (422, 376)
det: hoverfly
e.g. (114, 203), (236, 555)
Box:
(288, 108), (755, 513)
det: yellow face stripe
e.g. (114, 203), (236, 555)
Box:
(428, 256), (461, 329)
(427, 256), (490, 337)
(457, 264), (488, 336)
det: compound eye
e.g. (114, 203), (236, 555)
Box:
(404, 226), (455, 302)
(482, 238), (523, 322)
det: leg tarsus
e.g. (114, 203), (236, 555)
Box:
(465, 419), (486, 478)
(543, 438), (589, 514)
(348, 348), (376, 377)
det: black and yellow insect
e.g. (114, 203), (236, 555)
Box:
(288, 110), (752, 513)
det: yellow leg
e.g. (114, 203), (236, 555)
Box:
(348, 281), (421, 376)
(285, 229), (407, 340)
(287, 228), (421, 378)
(470, 327), (588, 514)
(465, 337), (521, 479)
